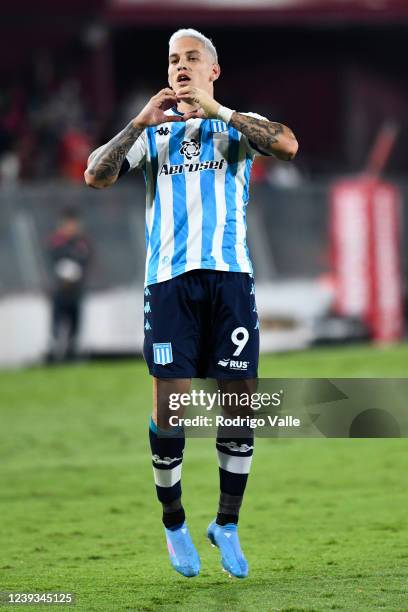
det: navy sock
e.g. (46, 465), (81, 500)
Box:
(149, 418), (186, 529)
(215, 424), (254, 525)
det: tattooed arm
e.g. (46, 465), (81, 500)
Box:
(175, 85), (298, 161)
(84, 121), (144, 189)
(230, 113), (298, 161)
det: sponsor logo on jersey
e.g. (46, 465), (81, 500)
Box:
(153, 342), (173, 365)
(156, 127), (170, 136)
(217, 358), (249, 371)
(160, 158), (225, 176)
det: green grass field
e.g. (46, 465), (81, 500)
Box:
(1, 344), (408, 611)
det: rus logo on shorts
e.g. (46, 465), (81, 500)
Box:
(153, 342), (173, 365)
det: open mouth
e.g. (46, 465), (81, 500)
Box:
(177, 74), (191, 83)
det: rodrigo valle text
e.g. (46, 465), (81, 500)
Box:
(169, 414), (301, 429)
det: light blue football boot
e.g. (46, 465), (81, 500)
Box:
(164, 522), (200, 577)
(207, 520), (248, 578)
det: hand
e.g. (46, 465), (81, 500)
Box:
(133, 88), (184, 127)
(175, 86), (221, 120)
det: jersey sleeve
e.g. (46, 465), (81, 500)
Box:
(240, 111), (275, 158)
(124, 129), (147, 171)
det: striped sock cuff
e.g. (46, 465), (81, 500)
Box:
(216, 428), (254, 498)
(149, 419), (185, 504)
(216, 436), (254, 475)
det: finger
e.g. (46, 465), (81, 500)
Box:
(183, 109), (206, 120)
(159, 95), (178, 104)
(177, 94), (194, 104)
(176, 93), (194, 100)
(176, 85), (196, 93)
(182, 110), (199, 119)
(154, 93), (176, 105)
(158, 87), (176, 96)
(175, 85), (193, 94)
(158, 93), (178, 102)
(165, 116), (185, 122)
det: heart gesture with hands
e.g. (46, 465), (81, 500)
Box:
(175, 86), (221, 120)
(134, 88), (212, 128)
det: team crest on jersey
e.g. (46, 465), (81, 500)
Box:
(153, 342), (173, 365)
(180, 139), (201, 160)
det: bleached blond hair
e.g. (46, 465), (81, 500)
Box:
(169, 28), (218, 63)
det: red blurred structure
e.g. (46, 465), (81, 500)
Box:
(59, 128), (93, 183)
(330, 123), (404, 343)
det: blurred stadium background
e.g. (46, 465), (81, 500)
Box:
(1, 0), (408, 367)
(2, 4), (408, 610)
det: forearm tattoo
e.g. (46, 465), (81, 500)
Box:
(87, 121), (144, 184)
(230, 113), (295, 160)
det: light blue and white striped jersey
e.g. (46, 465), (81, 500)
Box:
(125, 109), (269, 286)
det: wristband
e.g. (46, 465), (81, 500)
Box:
(217, 105), (235, 124)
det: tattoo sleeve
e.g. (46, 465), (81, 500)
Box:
(229, 113), (297, 160)
(86, 121), (144, 186)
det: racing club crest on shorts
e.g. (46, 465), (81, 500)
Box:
(153, 342), (173, 365)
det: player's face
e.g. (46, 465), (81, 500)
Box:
(168, 37), (220, 95)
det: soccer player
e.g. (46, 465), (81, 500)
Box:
(85, 28), (298, 578)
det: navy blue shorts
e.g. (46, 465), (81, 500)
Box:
(143, 270), (259, 379)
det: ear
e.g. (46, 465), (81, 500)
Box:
(210, 63), (221, 83)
